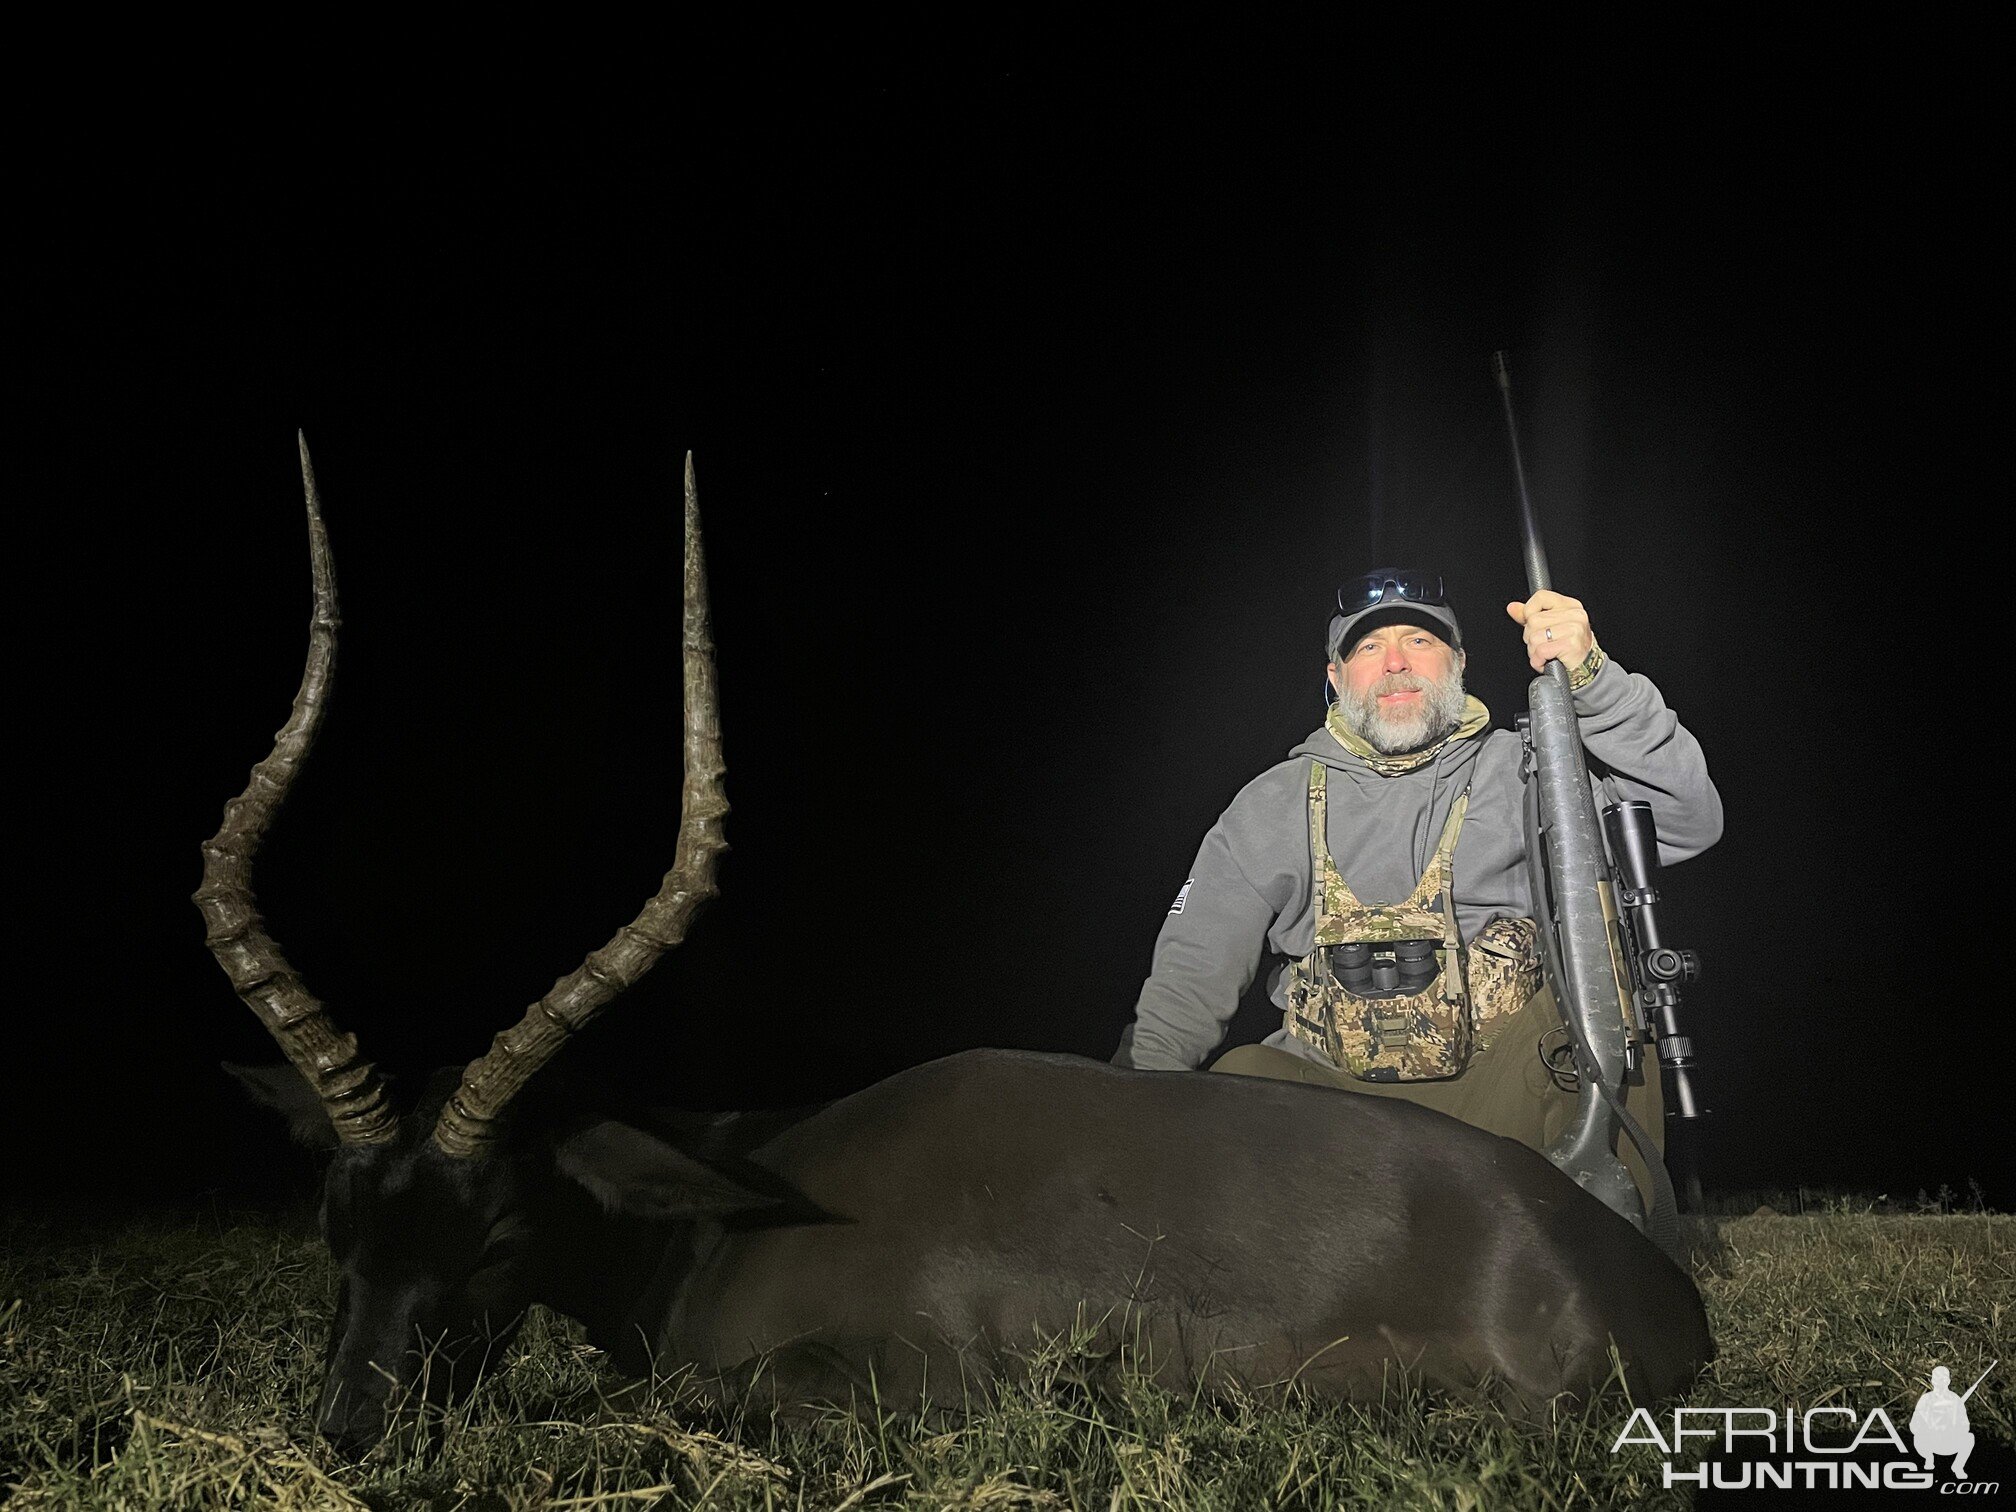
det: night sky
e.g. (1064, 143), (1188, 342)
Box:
(17, 40), (2003, 1214)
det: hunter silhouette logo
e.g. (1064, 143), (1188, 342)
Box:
(1611, 1357), (2001, 1492)
(1911, 1361), (1992, 1481)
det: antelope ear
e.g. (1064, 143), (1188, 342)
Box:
(555, 1120), (785, 1219)
(223, 1061), (341, 1151)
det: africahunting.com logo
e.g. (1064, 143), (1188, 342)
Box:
(1613, 1360), (1999, 1494)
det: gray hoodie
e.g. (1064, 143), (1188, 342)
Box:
(1112, 655), (1723, 1071)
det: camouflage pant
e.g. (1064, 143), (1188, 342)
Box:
(1212, 984), (1667, 1208)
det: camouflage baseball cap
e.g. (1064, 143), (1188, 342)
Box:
(1327, 569), (1462, 660)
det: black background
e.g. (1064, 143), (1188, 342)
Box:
(15, 30), (2003, 1213)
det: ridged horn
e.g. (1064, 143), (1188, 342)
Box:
(432, 452), (727, 1159)
(195, 435), (398, 1146)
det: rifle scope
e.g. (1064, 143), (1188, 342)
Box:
(1601, 800), (1707, 1122)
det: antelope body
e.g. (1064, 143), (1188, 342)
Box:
(205, 441), (1712, 1457)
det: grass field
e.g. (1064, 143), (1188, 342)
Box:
(3, 1202), (2009, 1509)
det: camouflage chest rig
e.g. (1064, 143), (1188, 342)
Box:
(1283, 763), (1542, 1081)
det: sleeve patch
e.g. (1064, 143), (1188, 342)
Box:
(1168, 879), (1195, 915)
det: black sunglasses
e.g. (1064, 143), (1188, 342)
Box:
(1336, 570), (1447, 614)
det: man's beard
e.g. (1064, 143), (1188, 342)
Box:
(1333, 665), (1469, 755)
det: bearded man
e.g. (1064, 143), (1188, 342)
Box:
(1112, 570), (1722, 1194)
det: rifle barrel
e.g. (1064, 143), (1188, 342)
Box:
(1493, 350), (1552, 597)
(1959, 1361), (1998, 1402)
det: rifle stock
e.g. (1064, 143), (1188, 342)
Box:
(1525, 670), (1642, 1220)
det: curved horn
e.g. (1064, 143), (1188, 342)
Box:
(195, 435), (398, 1146)
(433, 452), (727, 1159)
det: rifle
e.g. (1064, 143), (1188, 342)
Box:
(1491, 352), (1704, 1252)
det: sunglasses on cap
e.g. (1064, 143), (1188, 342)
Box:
(1336, 570), (1447, 614)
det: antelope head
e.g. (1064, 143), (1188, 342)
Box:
(198, 438), (733, 1457)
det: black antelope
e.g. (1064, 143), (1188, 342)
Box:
(202, 438), (1712, 1457)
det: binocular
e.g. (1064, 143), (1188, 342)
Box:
(1326, 939), (1440, 1000)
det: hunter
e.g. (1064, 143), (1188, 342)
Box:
(1112, 570), (1722, 1197)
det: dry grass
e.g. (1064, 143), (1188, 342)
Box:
(2, 1205), (2008, 1509)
